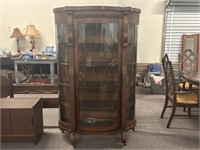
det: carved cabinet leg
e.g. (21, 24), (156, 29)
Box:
(121, 131), (126, 146)
(70, 132), (76, 146)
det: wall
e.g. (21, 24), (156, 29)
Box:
(0, 0), (165, 63)
(124, 0), (165, 63)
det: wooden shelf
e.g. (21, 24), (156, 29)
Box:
(80, 109), (118, 119)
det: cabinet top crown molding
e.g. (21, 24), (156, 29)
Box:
(53, 6), (141, 13)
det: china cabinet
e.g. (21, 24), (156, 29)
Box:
(54, 6), (140, 145)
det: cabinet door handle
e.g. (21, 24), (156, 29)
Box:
(30, 117), (34, 127)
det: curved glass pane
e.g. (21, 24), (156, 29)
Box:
(56, 23), (71, 123)
(126, 24), (138, 121)
(77, 23), (120, 130)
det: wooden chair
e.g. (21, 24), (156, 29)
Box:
(160, 54), (199, 128)
(8, 72), (59, 108)
(177, 53), (199, 91)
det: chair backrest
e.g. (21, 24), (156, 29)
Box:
(162, 54), (176, 102)
(162, 54), (169, 95)
(177, 50), (197, 81)
(178, 53), (183, 80)
(162, 54), (169, 76)
(182, 49), (197, 73)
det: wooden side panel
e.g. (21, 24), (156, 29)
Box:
(1, 109), (12, 135)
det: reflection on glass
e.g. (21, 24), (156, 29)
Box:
(56, 23), (71, 123)
(126, 24), (137, 121)
(57, 24), (68, 43)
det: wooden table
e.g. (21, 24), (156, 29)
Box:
(13, 58), (57, 84)
(183, 71), (200, 87)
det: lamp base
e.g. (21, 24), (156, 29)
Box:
(30, 36), (35, 50)
(16, 37), (21, 54)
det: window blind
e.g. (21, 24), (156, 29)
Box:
(163, 4), (200, 62)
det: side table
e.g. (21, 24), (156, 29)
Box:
(13, 58), (57, 84)
(0, 98), (43, 144)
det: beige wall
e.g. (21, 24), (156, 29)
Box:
(0, 0), (165, 63)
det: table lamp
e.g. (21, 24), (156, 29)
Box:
(10, 28), (24, 53)
(24, 24), (39, 50)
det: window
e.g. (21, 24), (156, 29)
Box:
(163, 1), (200, 62)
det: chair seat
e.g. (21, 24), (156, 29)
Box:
(178, 81), (199, 90)
(176, 93), (198, 104)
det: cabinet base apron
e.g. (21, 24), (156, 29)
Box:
(59, 119), (136, 145)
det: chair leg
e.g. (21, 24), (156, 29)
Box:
(167, 105), (176, 128)
(183, 107), (186, 112)
(188, 108), (191, 118)
(160, 96), (168, 118)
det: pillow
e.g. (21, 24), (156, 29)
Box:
(0, 69), (27, 83)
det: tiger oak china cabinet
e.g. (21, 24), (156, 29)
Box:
(53, 6), (141, 145)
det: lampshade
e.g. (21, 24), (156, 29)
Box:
(10, 28), (24, 38)
(25, 25), (39, 37)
